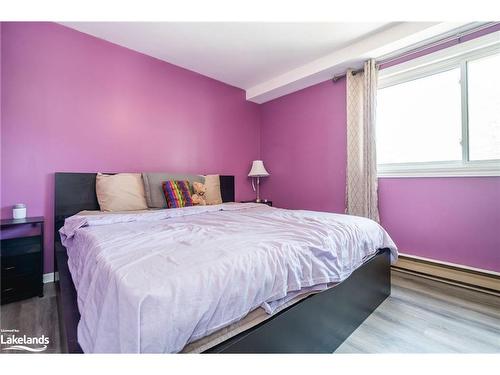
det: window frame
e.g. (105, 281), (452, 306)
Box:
(377, 31), (500, 178)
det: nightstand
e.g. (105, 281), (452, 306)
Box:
(241, 200), (273, 207)
(1, 217), (44, 304)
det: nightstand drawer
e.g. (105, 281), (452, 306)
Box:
(1, 274), (41, 304)
(1, 252), (41, 279)
(1, 236), (41, 257)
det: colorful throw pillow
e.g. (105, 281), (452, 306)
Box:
(162, 180), (194, 208)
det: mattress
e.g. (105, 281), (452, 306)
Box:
(181, 286), (326, 353)
(183, 248), (384, 353)
(61, 203), (397, 353)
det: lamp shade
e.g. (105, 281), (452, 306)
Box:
(248, 160), (270, 177)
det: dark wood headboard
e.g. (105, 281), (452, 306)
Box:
(54, 173), (235, 246)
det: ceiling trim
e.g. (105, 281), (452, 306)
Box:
(246, 22), (471, 103)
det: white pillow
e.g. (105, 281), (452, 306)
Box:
(204, 174), (223, 205)
(96, 173), (148, 212)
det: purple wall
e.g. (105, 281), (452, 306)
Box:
(379, 178), (500, 271)
(260, 79), (347, 213)
(260, 27), (500, 272)
(0, 22), (261, 273)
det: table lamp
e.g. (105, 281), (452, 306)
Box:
(248, 160), (270, 202)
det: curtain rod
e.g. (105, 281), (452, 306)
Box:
(331, 22), (499, 82)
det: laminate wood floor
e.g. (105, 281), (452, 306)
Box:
(1, 270), (498, 353)
(0, 283), (60, 353)
(335, 270), (500, 353)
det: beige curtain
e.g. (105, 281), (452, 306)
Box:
(346, 59), (380, 222)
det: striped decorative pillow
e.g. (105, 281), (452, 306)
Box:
(162, 180), (194, 208)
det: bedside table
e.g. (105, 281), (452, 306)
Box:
(1, 216), (44, 304)
(241, 200), (273, 207)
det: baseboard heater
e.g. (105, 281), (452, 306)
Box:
(392, 253), (500, 295)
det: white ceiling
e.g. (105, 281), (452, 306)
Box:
(60, 22), (473, 103)
(61, 22), (392, 87)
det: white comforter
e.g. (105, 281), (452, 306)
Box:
(60, 203), (397, 353)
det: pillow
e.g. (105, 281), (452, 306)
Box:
(204, 174), (223, 205)
(162, 180), (194, 208)
(142, 173), (205, 208)
(96, 173), (148, 212)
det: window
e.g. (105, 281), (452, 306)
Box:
(377, 68), (462, 164)
(468, 53), (500, 161)
(377, 33), (500, 177)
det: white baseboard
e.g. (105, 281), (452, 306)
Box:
(398, 252), (500, 276)
(43, 272), (59, 283)
(393, 253), (500, 294)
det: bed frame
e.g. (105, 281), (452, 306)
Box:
(54, 172), (391, 354)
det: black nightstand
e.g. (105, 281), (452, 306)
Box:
(1, 217), (44, 304)
(241, 200), (273, 207)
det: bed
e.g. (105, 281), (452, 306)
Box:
(54, 172), (397, 353)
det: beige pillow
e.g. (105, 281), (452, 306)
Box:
(204, 174), (223, 205)
(96, 173), (148, 212)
